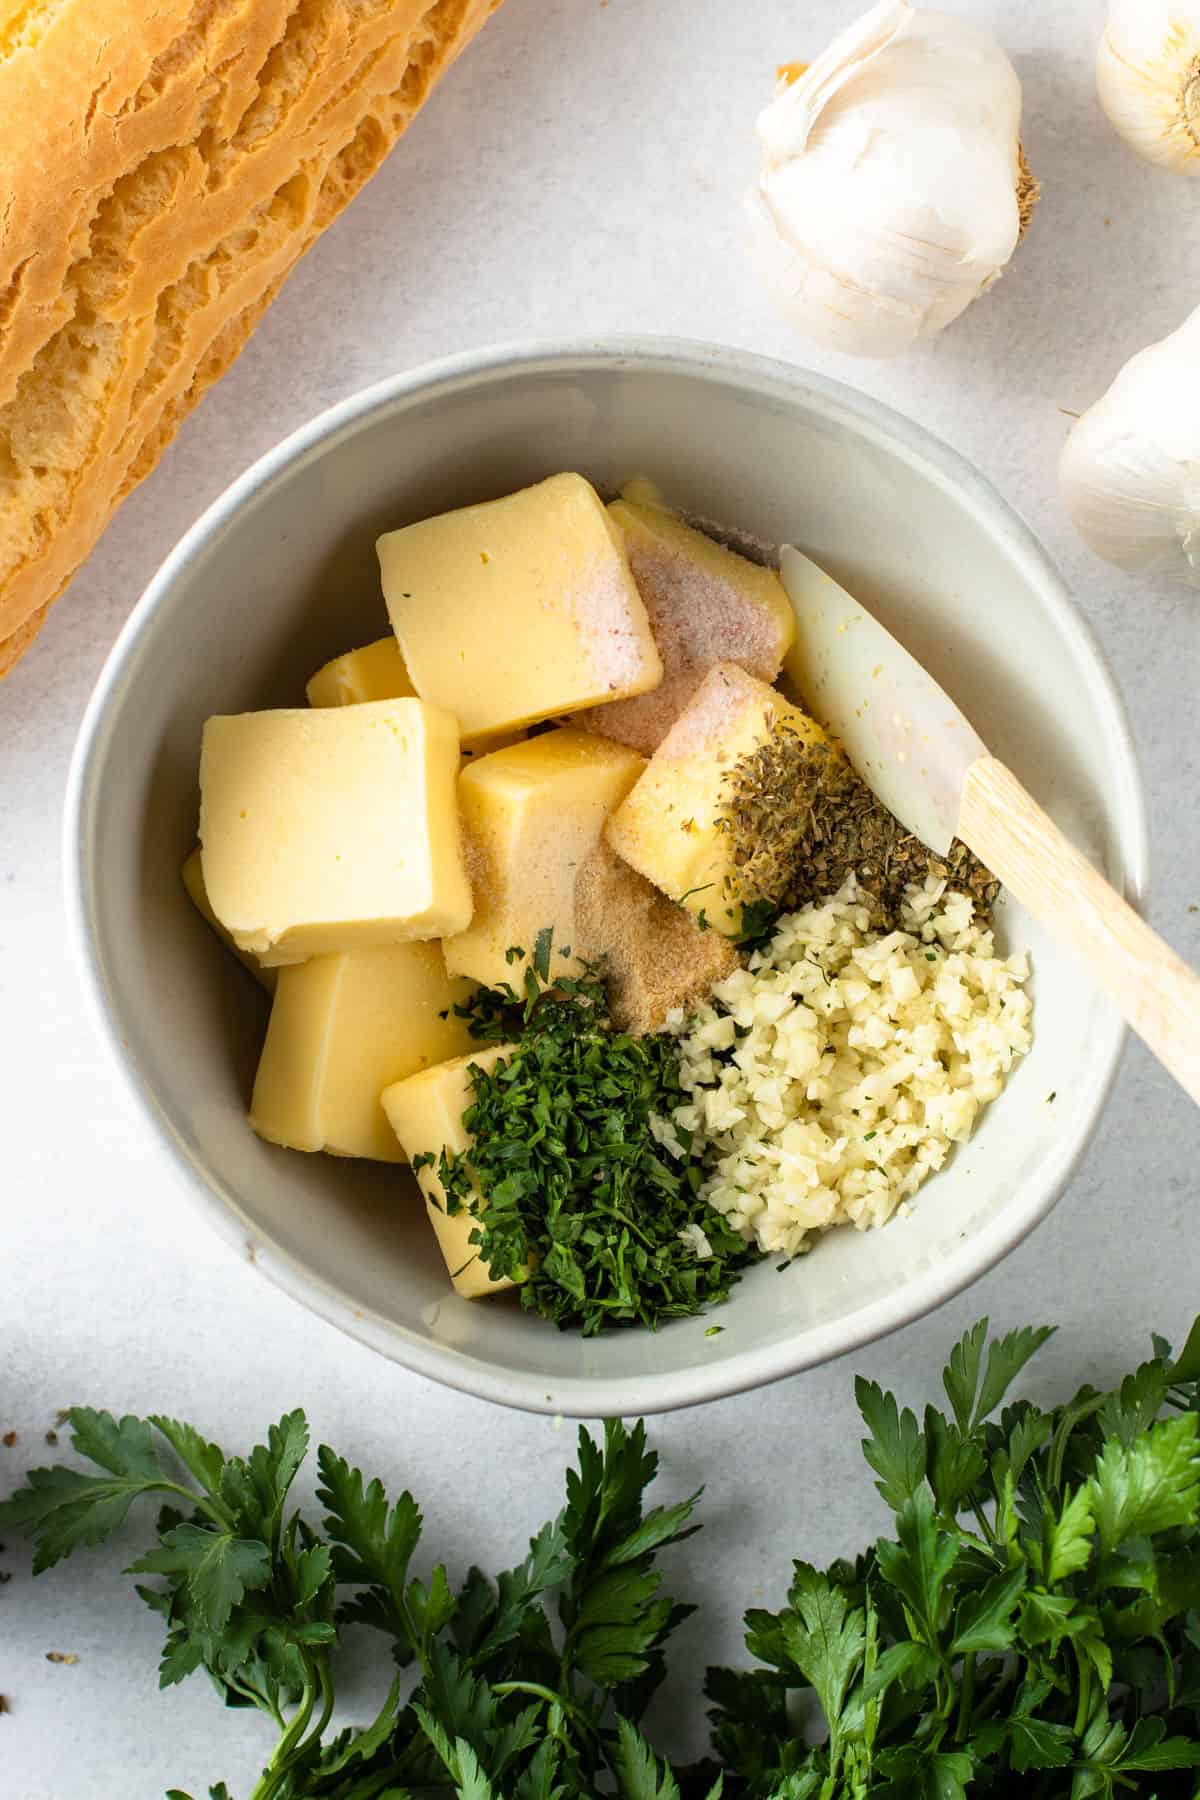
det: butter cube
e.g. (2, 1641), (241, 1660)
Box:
(458, 729), (528, 762)
(200, 699), (472, 963)
(573, 495), (795, 753)
(443, 729), (645, 987)
(377, 473), (663, 740)
(249, 942), (477, 1161)
(382, 1045), (520, 1299)
(308, 639), (515, 763)
(306, 638), (415, 708)
(606, 663), (834, 937)
(181, 849), (276, 994)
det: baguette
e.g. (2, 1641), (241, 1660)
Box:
(0, 0), (500, 677)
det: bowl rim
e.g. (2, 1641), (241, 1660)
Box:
(64, 334), (1149, 1417)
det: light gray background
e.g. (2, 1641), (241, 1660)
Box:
(3, 1), (1198, 1793)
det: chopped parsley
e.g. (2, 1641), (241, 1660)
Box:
(432, 957), (757, 1335)
(734, 895), (779, 951)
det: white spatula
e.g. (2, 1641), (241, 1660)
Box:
(780, 546), (1200, 1106)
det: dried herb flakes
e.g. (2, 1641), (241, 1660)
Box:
(718, 721), (998, 929)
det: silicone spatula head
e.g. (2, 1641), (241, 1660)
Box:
(779, 546), (988, 857)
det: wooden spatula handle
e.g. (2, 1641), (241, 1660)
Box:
(959, 755), (1200, 1106)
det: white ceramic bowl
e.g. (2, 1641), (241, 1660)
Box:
(66, 339), (1147, 1416)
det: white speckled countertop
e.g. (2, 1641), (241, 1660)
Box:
(2, 2), (1198, 1792)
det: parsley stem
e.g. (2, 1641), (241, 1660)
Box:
(227, 1673), (282, 1727)
(248, 1657), (318, 1800)
(968, 1497), (996, 1546)
(971, 1659), (1016, 1723)
(492, 1680), (599, 1742)
(298, 1655), (335, 1762)
(955, 1653), (976, 1739)
(138, 1477), (237, 1534)
(1072, 1643), (1092, 1738)
(340, 1772), (411, 1800)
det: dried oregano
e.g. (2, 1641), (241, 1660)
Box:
(717, 720), (998, 930)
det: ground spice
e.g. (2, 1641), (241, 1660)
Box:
(718, 722), (998, 929)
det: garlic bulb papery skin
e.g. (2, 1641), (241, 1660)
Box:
(1059, 304), (1200, 588)
(1097, 0), (1200, 175)
(747, 0), (1036, 358)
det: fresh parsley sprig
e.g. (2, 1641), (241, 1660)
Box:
(709, 1312), (1200, 1798)
(4, 1316), (1200, 1797)
(0, 1412), (709, 1800)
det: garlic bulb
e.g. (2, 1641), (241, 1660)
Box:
(747, 0), (1037, 358)
(1096, 0), (1200, 174)
(1059, 303), (1200, 588)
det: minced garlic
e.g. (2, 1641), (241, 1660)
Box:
(667, 877), (1032, 1260)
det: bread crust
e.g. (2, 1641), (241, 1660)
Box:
(0, 0), (500, 675)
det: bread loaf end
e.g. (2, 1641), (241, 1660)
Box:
(0, 0), (501, 678)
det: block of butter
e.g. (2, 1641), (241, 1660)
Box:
(573, 493), (795, 753)
(181, 849), (276, 995)
(376, 473), (664, 740)
(382, 1045), (521, 1299)
(199, 699), (472, 963)
(444, 730), (645, 988)
(606, 663), (836, 937)
(249, 942), (477, 1162)
(306, 638), (415, 708)
(305, 641), (524, 761)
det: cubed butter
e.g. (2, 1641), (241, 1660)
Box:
(443, 729), (645, 987)
(181, 849), (276, 994)
(381, 1045), (521, 1299)
(249, 942), (478, 1162)
(376, 473), (663, 740)
(199, 699), (472, 963)
(306, 638), (415, 708)
(458, 729), (527, 762)
(572, 493), (795, 753)
(606, 663), (835, 937)
(305, 640), (521, 760)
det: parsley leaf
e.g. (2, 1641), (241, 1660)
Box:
(949, 1565), (1025, 1654)
(777, 1563), (866, 1750)
(0, 1408), (225, 1572)
(942, 1315), (990, 1432)
(1042, 1481), (1096, 1583)
(973, 1323), (1057, 1424)
(855, 1376), (925, 1510)
(1089, 1412), (1200, 1552)
(127, 1524), (272, 1636)
(315, 1446), (422, 1649)
(610, 1716), (683, 1799)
